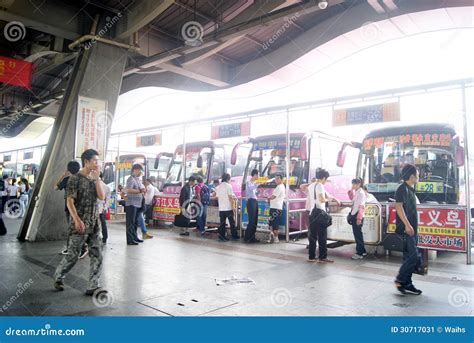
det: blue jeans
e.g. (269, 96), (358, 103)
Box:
(137, 209), (147, 234)
(125, 205), (140, 243)
(196, 205), (207, 233)
(396, 234), (422, 286)
(351, 222), (366, 255)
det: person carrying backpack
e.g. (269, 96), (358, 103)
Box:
(194, 176), (210, 235)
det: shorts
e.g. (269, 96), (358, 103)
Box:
(269, 208), (282, 231)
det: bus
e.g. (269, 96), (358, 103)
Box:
(154, 141), (248, 223)
(232, 132), (357, 237)
(339, 123), (468, 253)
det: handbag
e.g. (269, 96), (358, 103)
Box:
(347, 212), (356, 225)
(309, 184), (332, 228)
(174, 213), (190, 227)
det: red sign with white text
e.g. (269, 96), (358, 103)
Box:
(153, 195), (180, 221)
(387, 205), (466, 252)
(0, 56), (32, 89)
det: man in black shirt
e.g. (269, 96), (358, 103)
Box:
(394, 164), (423, 295)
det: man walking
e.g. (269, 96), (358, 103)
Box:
(394, 164), (423, 295)
(53, 149), (106, 295)
(244, 169), (260, 243)
(125, 164), (145, 245)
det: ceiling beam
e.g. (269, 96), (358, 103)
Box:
(181, 36), (244, 66)
(116, 0), (175, 40)
(159, 63), (229, 87)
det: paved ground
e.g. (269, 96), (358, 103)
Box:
(0, 217), (472, 317)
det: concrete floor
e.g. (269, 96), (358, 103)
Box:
(0, 217), (472, 317)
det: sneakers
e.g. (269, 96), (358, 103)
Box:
(274, 235), (280, 243)
(143, 233), (153, 239)
(404, 284), (423, 295)
(395, 281), (407, 295)
(351, 254), (364, 260)
(179, 232), (190, 236)
(308, 258), (317, 262)
(54, 281), (65, 291)
(318, 258), (334, 263)
(78, 246), (88, 259)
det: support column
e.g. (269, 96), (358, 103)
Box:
(18, 42), (127, 241)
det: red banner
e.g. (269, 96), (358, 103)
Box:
(0, 56), (32, 89)
(387, 205), (466, 252)
(153, 195), (180, 221)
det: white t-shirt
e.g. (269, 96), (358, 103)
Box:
(216, 182), (234, 211)
(305, 183), (317, 211)
(314, 183), (326, 211)
(8, 184), (18, 197)
(270, 184), (285, 210)
(144, 184), (158, 205)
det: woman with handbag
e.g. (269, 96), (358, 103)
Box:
(347, 178), (367, 260)
(304, 169), (340, 263)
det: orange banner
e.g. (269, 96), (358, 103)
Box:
(0, 56), (32, 89)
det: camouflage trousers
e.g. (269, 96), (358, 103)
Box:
(54, 230), (103, 290)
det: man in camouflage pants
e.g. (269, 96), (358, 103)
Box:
(54, 149), (107, 296)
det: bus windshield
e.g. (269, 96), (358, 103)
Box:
(165, 148), (211, 184)
(117, 155), (145, 188)
(361, 132), (457, 203)
(247, 138), (307, 187)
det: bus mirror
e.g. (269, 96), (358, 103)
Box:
(154, 159), (159, 169)
(231, 148), (237, 165)
(337, 150), (346, 168)
(456, 147), (465, 167)
(300, 136), (308, 161)
(197, 155), (203, 168)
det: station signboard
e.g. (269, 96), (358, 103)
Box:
(211, 121), (250, 139)
(136, 134), (162, 147)
(75, 96), (107, 159)
(153, 195), (180, 221)
(333, 102), (400, 127)
(386, 204), (466, 252)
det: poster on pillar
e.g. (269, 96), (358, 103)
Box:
(75, 96), (108, 159)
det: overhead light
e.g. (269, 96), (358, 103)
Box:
(318, 0), (328, 10)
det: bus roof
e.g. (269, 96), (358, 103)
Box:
(364, 123), (456, 139)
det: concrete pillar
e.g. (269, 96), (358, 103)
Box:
(18, 42), (127, 241)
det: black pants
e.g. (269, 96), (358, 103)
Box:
(99, 213), (108, 243)
(0, 196), (7, 214)
(244, 199), (258, 241)
(218, 210), (238, 238)
(396, 234), (422, 286)
(308, 222), (328, 260)
(125, 205), (140, 243)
